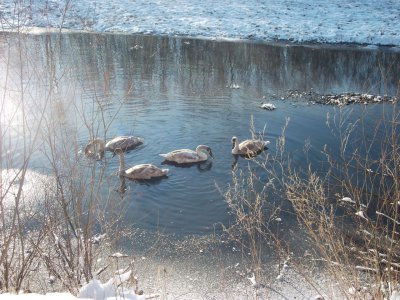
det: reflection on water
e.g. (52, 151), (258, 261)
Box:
(0, 32), (399, 235)
(161, 159), (213, 171)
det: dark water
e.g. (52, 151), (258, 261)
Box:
(1, 32), (399, 235)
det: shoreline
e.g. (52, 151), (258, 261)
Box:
(1, 26), (400, 53)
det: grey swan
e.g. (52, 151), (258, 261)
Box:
(159, 145), (213, 164)
(231, 136), (270, 156)
(84, 136), (144, 158)
(115, 149), (169, 180)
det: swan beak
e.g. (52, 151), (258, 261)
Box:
(231, 141), (235, 149)
(209, 149), (214, 159)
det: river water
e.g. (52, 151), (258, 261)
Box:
(1, 32), (399, 236)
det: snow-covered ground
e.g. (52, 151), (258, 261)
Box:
(1, 270), (147, 300)
(1, 0), (400, 46)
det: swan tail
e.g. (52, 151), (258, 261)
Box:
(159, 154), (168, 158)
(162, 168), (169, 176)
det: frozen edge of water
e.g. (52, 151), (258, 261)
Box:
(2, 26), (400, 54)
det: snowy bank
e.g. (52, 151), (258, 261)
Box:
(1, 0), (400, 46)
(1, 272), (148, 300)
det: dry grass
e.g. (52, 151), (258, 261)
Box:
(284, 105), (400, 298)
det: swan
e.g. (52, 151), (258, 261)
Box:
(231, 136), (270, 156)
(159, 145), (213, 164)
(115, 149), (169, 180)
(84, 136), (144, 158)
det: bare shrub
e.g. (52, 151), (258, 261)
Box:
(0, 28), (134, 294)
(284, 105), (400, 298)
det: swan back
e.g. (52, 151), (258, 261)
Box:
(106, 136), (144, 152)
(125, 164), (169, 180)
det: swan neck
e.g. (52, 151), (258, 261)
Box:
(198, 151), (208, 160)
(196, 146), (208, 159)
(118, 152), (125, 174)
(232, 139), (240, 154)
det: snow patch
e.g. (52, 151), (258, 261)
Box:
(1, 0), (399, 46)
(260, 103), (277, 110)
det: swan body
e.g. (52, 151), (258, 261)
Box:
(116, 149), (168, 180)
(231, 136), (270, 156)
(260, 103), (276, 110)
(123, 164), (169, 180)
(160, 145), (213, 164)
(84, 136), (144, 158)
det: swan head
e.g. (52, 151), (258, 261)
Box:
(231, 136), (238, 149)
(197, 145), (214, 158)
